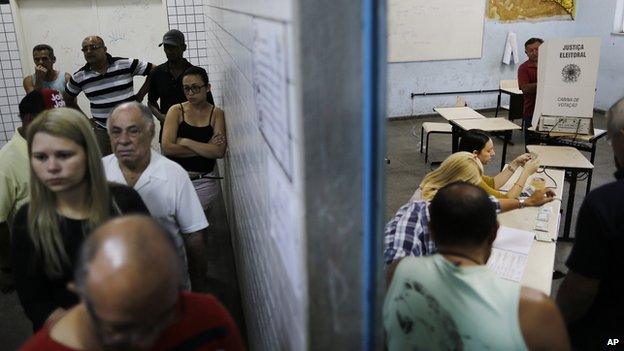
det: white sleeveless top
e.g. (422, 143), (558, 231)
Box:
(31, 71), (66, 93)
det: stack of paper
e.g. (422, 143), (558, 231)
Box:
(486, 226), (534, 282)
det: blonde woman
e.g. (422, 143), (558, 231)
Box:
(385, 152), (554, 273)
(11, 108), (149, 331)
(418, 152), (483, 201)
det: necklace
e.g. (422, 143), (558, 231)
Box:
(438, 249), (483, 266)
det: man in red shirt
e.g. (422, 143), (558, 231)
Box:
(20, 215), (245, 351)
(517, 37), (543, 131)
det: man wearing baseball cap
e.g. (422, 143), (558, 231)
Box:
(148, 29), (215, 143)
(0, 89), (65, 292)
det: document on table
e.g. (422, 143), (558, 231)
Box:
(487, 226), (534, 282)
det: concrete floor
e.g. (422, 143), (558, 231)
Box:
(385, 109), (617, 296)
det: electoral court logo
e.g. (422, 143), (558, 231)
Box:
(561, 64), (581, 83)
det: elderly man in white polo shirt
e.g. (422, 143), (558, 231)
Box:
(102, 101), (208, 291)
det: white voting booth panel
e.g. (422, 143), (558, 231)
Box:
(533, 37), (601, 134)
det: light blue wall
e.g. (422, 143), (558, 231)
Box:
(387, 0), (624, 117)
(577, 0), (624, 111)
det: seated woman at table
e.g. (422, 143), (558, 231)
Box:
(458, 129), (539, 199)
(11, 108), (149, 331)
(385, 152), (554, 272)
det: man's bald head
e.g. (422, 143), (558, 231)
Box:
(74, 215), (182, 348)
(75, 215), (180, 296)
(81, 36), (107, 67)
(83, 35), (105, 46)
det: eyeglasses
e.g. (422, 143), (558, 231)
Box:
(81, 45), (103, 52)
(182, 85), (206, 95)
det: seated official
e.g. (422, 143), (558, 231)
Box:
(20, 215), (245, 350)
(383, 182), (570, 351)
(384, 152), (554, 269)
(458, 129), (538, 199)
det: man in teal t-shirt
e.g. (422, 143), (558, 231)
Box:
(384, 182), (570, 351)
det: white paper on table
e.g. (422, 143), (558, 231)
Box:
(487, 226), (534, 282)
(493, 226), (534, 253)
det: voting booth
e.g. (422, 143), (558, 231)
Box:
(532, 37), (601, 135)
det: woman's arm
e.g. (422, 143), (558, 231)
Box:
(493, 153), (532, 188)
(178, 108), (227, 159)
(161, 104), (198, 158)
(504, 158), (539, 199)
(493, 166), (517, 189)
(499, 189), (555, 212)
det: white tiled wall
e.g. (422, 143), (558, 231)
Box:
(0, 3), (23, 148)
(0, 2), (306, 348)
(203, 1), (305, 349)
(165, 0), (223, 107)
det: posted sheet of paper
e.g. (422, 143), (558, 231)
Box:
(253, 18), (293, 180)
(267, 155), (303, 299)
(487, 226), (534, 282)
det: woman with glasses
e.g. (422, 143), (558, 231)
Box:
(11, 108), (149, 331)
(162, 66), (227, 211)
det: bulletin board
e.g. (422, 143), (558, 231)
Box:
(388, 0), (486, 62)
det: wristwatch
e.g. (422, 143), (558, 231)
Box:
(518, 198), (525, 209)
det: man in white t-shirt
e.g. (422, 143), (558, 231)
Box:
(102, 101), (208, 291)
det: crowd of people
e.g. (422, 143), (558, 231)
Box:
(0, 29), (242, 350)
(0, 28), (622, 350)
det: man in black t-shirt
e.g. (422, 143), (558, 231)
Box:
(148, 29), (214, 142)
(557, 97), (624, 349)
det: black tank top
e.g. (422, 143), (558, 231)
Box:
(169, 103), (216, 173)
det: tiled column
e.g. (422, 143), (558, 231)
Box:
(0, 3), (23, 147)
(165, 0), (221, 106)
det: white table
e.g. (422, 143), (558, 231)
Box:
(497, 169), (565, 295)
(527, 128), (606, 194)
(527, 145), (594, 241)
(434, 106), (486, 121)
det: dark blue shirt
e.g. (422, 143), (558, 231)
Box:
(566, 169), (624, 349)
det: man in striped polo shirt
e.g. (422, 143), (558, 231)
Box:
(65, 36), (153, 156)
